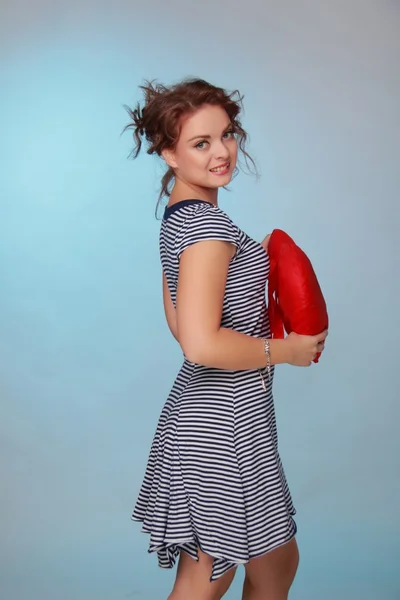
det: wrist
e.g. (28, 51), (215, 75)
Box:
(269, 337), (292, 366)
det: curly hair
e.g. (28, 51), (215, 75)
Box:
(123, 77), (257, 212)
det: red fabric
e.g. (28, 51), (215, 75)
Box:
(267, 229), (328, 363)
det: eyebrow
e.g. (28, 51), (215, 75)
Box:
(187, 124), (233, 142)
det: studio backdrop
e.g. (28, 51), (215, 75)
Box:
(1, 1), (399, 599)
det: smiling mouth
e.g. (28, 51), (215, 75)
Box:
(210, 162), (230, 173)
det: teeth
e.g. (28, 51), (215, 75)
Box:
(211, 164), (229, 172)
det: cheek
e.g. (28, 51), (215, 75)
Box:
(175, 148), (205, 173)
(186, 151), (209, 173)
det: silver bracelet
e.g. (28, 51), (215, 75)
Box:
(263, 338), (271, 381)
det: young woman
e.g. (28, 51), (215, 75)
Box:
(125, 78), (327, 600)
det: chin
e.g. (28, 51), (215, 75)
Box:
(207, 173), (234, 188)
(204, 180), (231, 191)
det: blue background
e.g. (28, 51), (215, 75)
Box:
(1, 1), (399, 598)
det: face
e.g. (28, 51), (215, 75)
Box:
(163, 104), (238, 194)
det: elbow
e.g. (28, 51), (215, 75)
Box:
(180, 336), (213, 366)
(180, 343), (204, 365)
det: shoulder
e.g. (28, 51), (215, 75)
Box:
(175, 203), (240, 256)
(178, 202), (239, 237)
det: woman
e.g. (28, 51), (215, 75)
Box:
(125, 78), (327, 600)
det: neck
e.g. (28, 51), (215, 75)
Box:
(168, 178), (218, 206)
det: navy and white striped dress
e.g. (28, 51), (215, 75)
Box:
(132, 199), (296, 581)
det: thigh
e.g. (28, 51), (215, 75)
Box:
(243, 538), (299, 599)
(168, 548), (236, 600)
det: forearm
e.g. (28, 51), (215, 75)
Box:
(182, 327), (290, 370)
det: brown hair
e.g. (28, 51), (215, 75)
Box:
(123, 77), (257, 212)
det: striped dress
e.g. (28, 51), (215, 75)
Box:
(132, 199), (296, 581)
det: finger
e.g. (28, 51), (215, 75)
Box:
(261, 233), (271, 250)
(316, 329), (328, 342)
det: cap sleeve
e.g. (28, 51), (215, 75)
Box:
(175, 204), (241, 259)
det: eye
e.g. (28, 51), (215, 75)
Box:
(223, 130), (235, 139)
(195, 140), (208, 149)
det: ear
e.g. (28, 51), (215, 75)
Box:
(161, 148), (178, 169)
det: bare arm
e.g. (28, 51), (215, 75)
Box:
(176, 240), (288, 369)
(176, 240), (327, 370)
(162, 272), (179, 341)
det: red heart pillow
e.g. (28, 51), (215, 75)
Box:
(267, 229), (328, 363)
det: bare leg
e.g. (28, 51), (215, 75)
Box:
(241, 538), (299, 600)
(167, 548), (236, 600)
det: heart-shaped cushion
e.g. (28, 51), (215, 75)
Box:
(267, 229), (328, 363)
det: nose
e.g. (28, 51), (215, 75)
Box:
(214, 140), (230, 160)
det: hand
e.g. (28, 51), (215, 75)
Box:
(285, 330), (328, 367)
(261, 233), (271, 253)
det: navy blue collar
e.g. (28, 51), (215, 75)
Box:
(163, 199), (214, 220)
